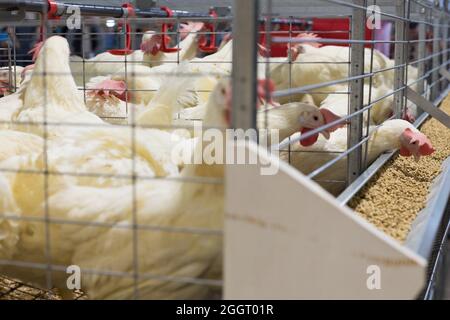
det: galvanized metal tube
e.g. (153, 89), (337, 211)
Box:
(417, 10), (427, 97)
(393, 0), (407, 118)
(432, 14), (442, 99)
(231, 0), (258, 131)
(346, 0), (365, 185)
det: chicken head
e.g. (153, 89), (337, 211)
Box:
(208, 78), (275, 127)
(257, 79), (277, 107)
(0, 80), (8, 96)
(88, 78), (129, 102)
(140, 31), (163, 56)
(298, 108), (344, 147)
(179, 21), (205, 40)
(29, 41), (44, 62)
(403, 108), (416, 123)
(388, 107), (416, 124)
(289, 32), (322, 61)
(399, 127), (435, 161)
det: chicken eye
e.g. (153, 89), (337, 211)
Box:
(313, 116), (319, 121)
(221, 88), (226, 95)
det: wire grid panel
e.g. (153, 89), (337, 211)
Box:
(255, 0), (450, 197)
(0, 42), (14, 95)
(0, 0), (450, 300)
(0, 2), (231, 300)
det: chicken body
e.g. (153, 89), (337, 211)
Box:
(70, 29), (201, 86)
(0, 77), (231, 300)
(280, 119), (429, 195)
(320, 84), (396, 125)
(0, 66), (34, 130)
(12, 36), (104, 139)
(141, 31), (200, 68)
(176, 100), (327, 146)
(272, 45), (392, 105)
(85, 62), (204, 124)
(0, 66), (24, 96)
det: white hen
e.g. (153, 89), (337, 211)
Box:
(0, 66), (24, 96)
(280, 119), (435, 195)
(12, 36), (104, 138)
(0, 78), (238, 299)
(272, 36), (393, 105)
(69, 23), (203, 86)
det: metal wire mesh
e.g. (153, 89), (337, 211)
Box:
(0, 0), (449, 300)
(0, 1), (229, 300)
(256, 0), (450, 197)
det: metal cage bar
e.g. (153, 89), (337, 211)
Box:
(432, 10), (442, 100)
(231, 0), (258, 131)
(393, 0), (407, 118)
(0, 0), (450, 300)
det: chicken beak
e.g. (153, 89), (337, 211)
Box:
(320, 131), (331, 140)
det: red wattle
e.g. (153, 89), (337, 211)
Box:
(300, 128), (319, 147)
(399, 147), (412, 157)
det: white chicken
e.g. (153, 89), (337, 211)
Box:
(69, 22), (204, 86)
(0, 65), (34, 130)
(139, 22), (203, 68)
(271, 33), (394, 105)
(319, 83), (417, 125)
(6, 38), (182, 191)
(0, 77), (249, 299)
(0, 130), (43, 161)
(8, 36), (187, 178)
(189, 39), (233, 74)
(176, 96), (342, 146)
(280, 119), (435, 195)
(0, 66), (24, 96)
(84, 62), (202, 123)
(11, 36), (104, 138)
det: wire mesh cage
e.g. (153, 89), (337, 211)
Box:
(0, 0), (232, 300)
(0, 0), (449, 300)
(254, 0), (450, 198)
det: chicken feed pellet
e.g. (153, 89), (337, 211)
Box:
(349, 96), (450, 242)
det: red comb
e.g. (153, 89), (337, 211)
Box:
(21, 64), (35, 78)
(257, 79), (275, 93)
(256, 79), (276, 108)
(258, 44), (269, 57)
(403, 108), (416, 123)
(419, 143), (435, 155)
(320, 108), (345, 133)
(28, 41), (44, 62)
(140, 33), (162, 55)
(296, 32), (322, 48)
(179, 21), (204, 40)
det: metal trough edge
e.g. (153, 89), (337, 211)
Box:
(404, 157), (450, 258)
(337, 85), (450, 206)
